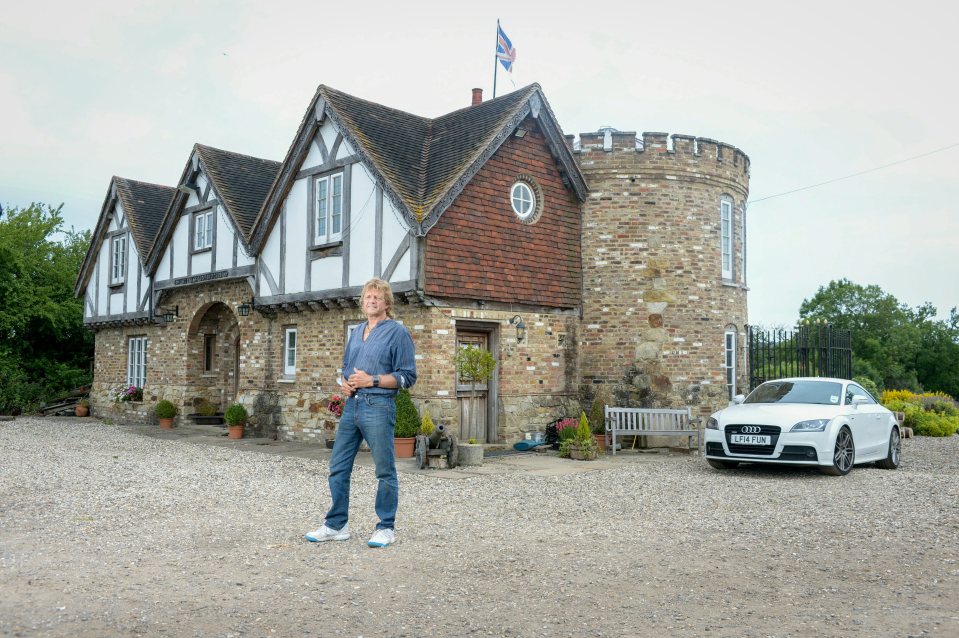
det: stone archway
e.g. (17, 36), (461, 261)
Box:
(186, 302), (241, 412)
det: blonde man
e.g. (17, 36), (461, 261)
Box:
(305, 278), (416, 548)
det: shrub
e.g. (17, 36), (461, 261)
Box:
(853, 376), (881, 400)
(420, 411), (435, 436)
(394, 389), (420, 438)
(224, 403), (247, 426)
(154, 400), (177, 418)
(909, 410), (959, 437)
(196, 399), (218, 416)
(589, 385), (612, 435)
(881, 389), (922, 406)
(575, 411), (592, 443)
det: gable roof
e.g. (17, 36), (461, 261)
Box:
(251, 83), (587, 250)
(145, 144), (280, 274)
(74, 176), (175, 296)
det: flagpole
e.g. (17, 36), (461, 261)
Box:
(493, 19), (500, 98)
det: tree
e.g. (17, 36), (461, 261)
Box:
(0, 204), (93, 413)
(453, 344), (497, 442)
(799, 279), (959, 395)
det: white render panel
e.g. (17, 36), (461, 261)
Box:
(311, 256), (342, 291)
(284, 181), (308, 294)
(335, 138), (355, 160)
(348, 173), (376, 286)
(381, 197), (409, 269)
(109, 291), (124, 313)
(388, 250), (411, 284)
(304, 131), (324, 167)
(261, 218), (282, 294)
(124, 243), (141, 310)
(196, 174), (209, 199)
(157, 245), (171, 279)
(192, 249), (212, 273)
(96, 240), (109, 315)
(171, 217), (189, 278)
(213, 205), (237, 271)
(110, 201), (124, 232)
(319, 122), (338, 158)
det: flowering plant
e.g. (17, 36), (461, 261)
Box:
(113, 385), (143, 403)
(327, 394), (345, 418)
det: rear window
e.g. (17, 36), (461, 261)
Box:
(744, 380), (844, 405)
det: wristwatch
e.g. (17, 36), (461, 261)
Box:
(372, 374), (380, 388)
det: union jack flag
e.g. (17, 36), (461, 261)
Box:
(496, 22), (516, 73)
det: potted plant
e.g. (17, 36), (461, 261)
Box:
(75, 398), (90, 417)
(589, 385), (612, 452)
(155, 399), (177, 429)
(560, 412), (598, 461)
(188, 398), (225, 425)
(393, 389), (419, 458)
(324, 394), (344, 449)
(453, 344), (496, 443)
(420, 411), (435, 437)
(224, 403), (247, 439)
(457, 436), (484, 467)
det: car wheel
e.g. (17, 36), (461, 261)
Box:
(876, 427), (901, 470)
(707, 459), (739, 470)
(821, 426), (855, 476)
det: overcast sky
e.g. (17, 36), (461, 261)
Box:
(2, 0), (956, 327)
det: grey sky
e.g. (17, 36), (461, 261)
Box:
(2, 0), (956, 327)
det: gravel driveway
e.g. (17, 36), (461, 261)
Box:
(1, 417), (957, 637)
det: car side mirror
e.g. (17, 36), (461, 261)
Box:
(730, 394), (745, 405)
(851, 395), (869, 407)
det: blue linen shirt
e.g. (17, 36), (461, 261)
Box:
(342, 319), (417, 396)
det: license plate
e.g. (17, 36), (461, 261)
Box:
(731, 434), (770, 445)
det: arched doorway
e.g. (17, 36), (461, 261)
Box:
(186, 302), (242, 412)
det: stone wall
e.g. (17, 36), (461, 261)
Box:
(575, 130), (751, 421)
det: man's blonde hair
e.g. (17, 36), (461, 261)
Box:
(361, 278), (394, 318)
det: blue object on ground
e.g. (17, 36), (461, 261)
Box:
(513, 440), (544, 451)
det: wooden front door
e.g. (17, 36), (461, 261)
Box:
(456, 331), (490, 443)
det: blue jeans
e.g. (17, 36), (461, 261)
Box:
(325, 393), (397, 531)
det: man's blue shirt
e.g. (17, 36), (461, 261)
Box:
(342, 319), (417, 395)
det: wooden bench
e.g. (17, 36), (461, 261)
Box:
(605, 406), (700, 454)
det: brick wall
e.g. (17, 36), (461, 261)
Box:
(424, 117), (582, 308)
(575, 130), (751, 421)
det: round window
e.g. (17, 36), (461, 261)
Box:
(510, 176), (543, 224)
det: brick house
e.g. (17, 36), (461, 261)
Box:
(75, 84), (749, 442)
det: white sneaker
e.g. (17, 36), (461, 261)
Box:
(367, 528), (395, 548)
(304, 524), (350, 542)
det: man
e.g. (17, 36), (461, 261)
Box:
(305, 278), (417, 548)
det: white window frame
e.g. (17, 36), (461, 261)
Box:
(283, 327), (297, 376)
(127, 336), (147, 389)
(194, 209), (214, 251)
(720, 196), (733, 280)
(510, 181), (535, 219)
(110, 234), (126, 285)
(314, 173), (344, 244)
(724, 329), (737, 400)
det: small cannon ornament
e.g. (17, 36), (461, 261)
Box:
(414, 423), (458, 469)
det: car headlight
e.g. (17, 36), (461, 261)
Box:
(790, 419), (830, 432)
(706, 417), (719, 430)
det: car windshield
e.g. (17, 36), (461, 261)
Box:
(744, 380), (844, 405)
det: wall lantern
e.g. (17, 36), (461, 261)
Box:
(513, 127), (528, 139)
(155, 305), (178, 323)
(237, 298), (255, 317)
(510, 315), (527, 343)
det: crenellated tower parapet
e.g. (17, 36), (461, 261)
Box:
(574, 128), (751, 425)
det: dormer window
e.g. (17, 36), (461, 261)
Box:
(314, 173), (343, 244)
(194, 209), (214, 251)
(110, 234), (126, 285)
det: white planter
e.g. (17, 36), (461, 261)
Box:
(457, 443), (484, 467)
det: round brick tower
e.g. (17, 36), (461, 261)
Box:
(574, 129), (751, 418)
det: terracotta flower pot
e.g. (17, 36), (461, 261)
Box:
(593, 433), (607, 452)
(394, 437), (415, 458)
(158, 417), (174, 430)
(75, 405), (89, 417)
(228, 424), (244, 439)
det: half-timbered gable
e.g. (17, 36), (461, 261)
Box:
(75, 177), (174, 326)
(147, 144), (280, 297)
